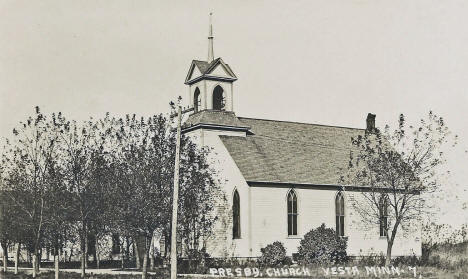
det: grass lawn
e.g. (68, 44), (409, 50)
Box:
(0, 266), (467, 279)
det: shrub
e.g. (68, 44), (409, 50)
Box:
(259, 241), (287, 266)
(297, 223), (348, 265)
(179, 248), (210, 274)
(393, 255), (420, 267)
(356, 253), (386, 266)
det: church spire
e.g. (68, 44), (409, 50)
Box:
(208, 12), (214, 62)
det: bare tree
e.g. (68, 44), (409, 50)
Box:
(1, 107), (60, 277)
(42, 136), (74, 279)
(344, 112), (456, 265)
(54, 114), (110, 278)
(108, 112), (220, 279)
(0, 187), (17, 273)
(109, 114), (173, 279)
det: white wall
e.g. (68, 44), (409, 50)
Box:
(185, 128), (251, 257)
(185, 128), (421, 258)
(249, 186), (421, 257)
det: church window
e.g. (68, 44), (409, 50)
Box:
(335, 192), (345, 237)
(379, 195), (388, 237)
(287, 190), (298, 236)
(194, 87), (201, 112)
(233, 189), (241, 239)
(212, 85), (225, 110)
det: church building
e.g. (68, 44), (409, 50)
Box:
(181, 19), (422, 259)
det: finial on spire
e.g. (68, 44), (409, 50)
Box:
(208, 12), (214, 62)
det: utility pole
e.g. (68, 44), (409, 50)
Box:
(170, 103), (193, 279)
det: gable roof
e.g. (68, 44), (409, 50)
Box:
(219, 117), (365, 186)
(185, 58), (237, 84)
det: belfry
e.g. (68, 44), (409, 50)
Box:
(183, 15), (250, 137)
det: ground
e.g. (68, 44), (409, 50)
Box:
(1, 242), (466, 279)
(0, 265), (467, 279)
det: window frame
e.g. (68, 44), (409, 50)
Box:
(335, 192), (345, 237)
(233, 189), (241, 239)
(287, 189), (298, 236)
(379, 195), (389, 237)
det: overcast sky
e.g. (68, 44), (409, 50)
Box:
(1, 0), (467, 227)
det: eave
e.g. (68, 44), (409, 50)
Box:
(246, 181), (421, 194)
(184, 75), (238, 85)
(182, 123), (250, 134)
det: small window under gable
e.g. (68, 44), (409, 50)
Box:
(194, 87), (201, 112)
(212, 85), (225, 111)
(335, 192), (345, 237)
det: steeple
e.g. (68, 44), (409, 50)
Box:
(183, 16), (245, 136)
(208, 13), (214, 62)
(184, 16), (237, 115)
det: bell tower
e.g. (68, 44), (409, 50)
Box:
(184, 13), (237, 114)
(182, 14), (248, 136)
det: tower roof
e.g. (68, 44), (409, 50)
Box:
(185, 57), (237, 85)
(185, 14), (237, 85)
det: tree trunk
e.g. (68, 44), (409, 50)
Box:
(2, 253), (7, 273)
(54, 253), (59, 279)
(149, 253), (154, 271)
(385, 240), (393, 266)
(149, 233), (155, 271)
(386, 221), (400, 266)
(81, 250), (85, 278)
(2, 242), (7, 273)
(32, 252), (39, 278)
(14, 243), (20, 275)
(38, 248), (42, 269)
(120, 239), (124, 270)
(81, 236), (86, 278)
(34, 251), (40, 274)
(134, 241), (140, 269)
(85, 234), (88, 269)
(95, 239), (100, 269)
(125, 237), (130, 261)
(141, 242), (148, 279)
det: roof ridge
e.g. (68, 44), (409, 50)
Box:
(238, 116), (365, 131)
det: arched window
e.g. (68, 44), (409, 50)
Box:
(287, 190), (298, 236)
(193, 87), (201, 112)
(212, 85), (225, 110)
(335, 192), (345, 237)
(233, 190), (241, 239)
(379, 195), (388, 237)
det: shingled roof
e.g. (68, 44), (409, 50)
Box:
(185, 58), (237, 84)
(219, 117), (365, 185)
(183, 110), (250, 132)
